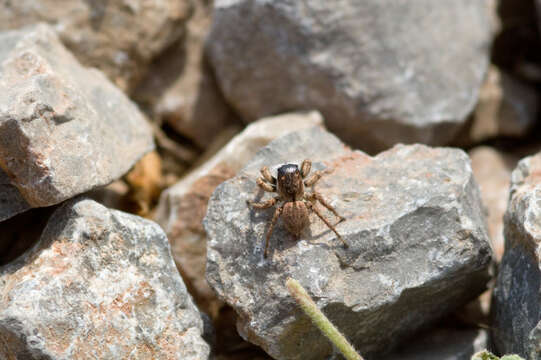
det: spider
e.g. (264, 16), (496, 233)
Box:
(248, 159), (348, 258)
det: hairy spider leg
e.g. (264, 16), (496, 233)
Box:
(305, 201), (349, 247)
(265, 205), (283, 258)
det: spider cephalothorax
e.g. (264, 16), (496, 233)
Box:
(248, 159), (348, 258)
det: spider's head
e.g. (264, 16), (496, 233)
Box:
(277, 163), (303, 199)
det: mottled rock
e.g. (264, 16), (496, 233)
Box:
(155, 111), (323, 315)
(0, 0), (191, 91)
(135, 0), (232, 148)
(0, 198), (210, 360)
(0, 24), (154, 219)
(455, 67), (539, 146)
(382, 328), (488, 360)
(470, 146), (519, 260)
(204, 127), (492, 359)
(492, 151), (541, 359)
(208, 0), (493, 152)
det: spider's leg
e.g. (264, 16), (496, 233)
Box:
(305, 201), (349, 248)
(248, 196), (278, 209)
(305, 192), (345, 222)
(257, 177), (276, 192)
(301, 159), (311, 178)
(260, 166), (276, 185)
(304, 170), (322, 187)
(264, 205), (283, 258)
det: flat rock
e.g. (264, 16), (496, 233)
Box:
(204, 127), (493, 359)
(0, 198), (210, 359)
(155, 111), (324, 315)
(470, 146), (519, 261)
(0, 24), (154, 219)
(207, 0), (493, 153)
(492, 151), (541, 359)
(0, 0), (191, 91)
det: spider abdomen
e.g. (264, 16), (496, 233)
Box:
(282, 201), (310, 237)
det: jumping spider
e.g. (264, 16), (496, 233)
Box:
(248, 159), (348, 258)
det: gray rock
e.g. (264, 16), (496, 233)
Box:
(207, 0), (493, 153)
(204, 127), (492, 359)
(0, 198), (210, 360)
(492, 152), (541, 359)
(382, 328), (489, 360)
(0, 169), (29, 222)
(0, 0), (191, 91)
(0, 24), (154, 219)
(154, 111), (324, 315)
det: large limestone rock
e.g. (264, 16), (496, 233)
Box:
(207, 0), (493, 153)
(492, 151), (541, 359)
(204, 127), (492, 359)
(0, 198), (210, 359)
(0, 24), (154, 221)
(0, 0), (191, 91)
(155, 111), (324, 315)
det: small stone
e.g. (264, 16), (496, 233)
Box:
(492, 151), (541, 359)
(154, 111), (324, 315)
(207, 0), (493, 152)
(0, 24), (154, 220)
(0, 198), (210, 359)
(204, 127), (492, 359)
(470, 146), (519, 260)
(0, 0), (191, 91)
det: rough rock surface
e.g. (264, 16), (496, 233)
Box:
(204, 127), (492, 359)
(470, 146), (518, 261)
(492, 151), (541, 359)
(135, 0), (232, 148)
(0, 169), (29, 222)
(0, 0), (191, 91)
(455, 66), (539, 146)
(0, 24), (154, 219)
(155, 111), (324, 315)
(207, 0), (493, 153)
(0, 198), (210, 360)
(382, 328), (488, 360)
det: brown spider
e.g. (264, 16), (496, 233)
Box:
(248, 159), (348, 258)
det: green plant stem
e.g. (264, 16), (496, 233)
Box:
(286, 277), (364, 360)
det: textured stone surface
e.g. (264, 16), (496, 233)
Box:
(470, 146), (518, 261)
(492, 151), (541, 359)
(0, 198), (210, 359)
(0, 169), (29, 222)
(382, 328), (488, 360)
(204, 127), (492, 359)
(455, 66), (539, 146)
(0, 24), (154, 219)
(135, 0), (233, 148)
(155, 111), (323, 315)
(207, 0), (493, 152)
(0, 0), (191, 91)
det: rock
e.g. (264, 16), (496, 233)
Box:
(154, 111), (324, 315)
(492, 151), (541, 359)
(0, 168), (29, 222)
(135, 0), (233, 148)
(470, 146), (519, 261)
(207, 0), (493, 153)
(382, 327), (489, 360)
(204, 127), (493, 359)
(0, 24), (154, 220)
(0, 198), (210, 359)
(454, 67), (539, 146)
(0, 0), (191, 91)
